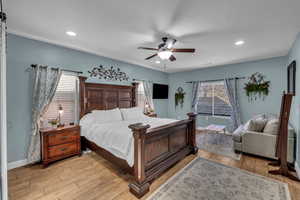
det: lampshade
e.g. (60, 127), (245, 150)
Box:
(58, 104), (64, 114)
(158, 50), (172, 60)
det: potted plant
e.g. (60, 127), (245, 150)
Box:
(244, 72), (270, 101)
(175, 87), (185, 108)
(48, 118), (58, 128)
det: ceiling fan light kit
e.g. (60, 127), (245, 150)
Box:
(138, 37), (195, 62)
(158, 49), (173, 60)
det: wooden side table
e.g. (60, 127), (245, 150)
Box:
(40, 125), (81, 167)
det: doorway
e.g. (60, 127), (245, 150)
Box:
(0, 1), (8, 199)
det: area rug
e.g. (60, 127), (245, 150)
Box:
(147, 157), (291, 200)
(197, 132), (241, 160)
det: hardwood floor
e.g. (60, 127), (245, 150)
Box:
(8, 150), (300, 200)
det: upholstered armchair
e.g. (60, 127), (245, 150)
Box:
(232, 114), (295, 163)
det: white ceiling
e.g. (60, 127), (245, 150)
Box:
(6, 0), (300, 73)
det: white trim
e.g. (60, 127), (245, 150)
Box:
(7, 152), (92, 170)
(0, 16), (8, 200)
(8, 159), (28, 170)
(295, 161), (300, 179)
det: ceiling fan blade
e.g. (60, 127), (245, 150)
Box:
(169, 55), (176, 62)
(171, 48), (195, 53)
(138, 47), (158, 51)
(145, 53), (158, 60)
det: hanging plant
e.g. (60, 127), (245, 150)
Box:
(175, 87), (185, 108)
(244, 72), (270, 102)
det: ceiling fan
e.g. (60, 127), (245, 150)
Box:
(138, 37), (195, 62)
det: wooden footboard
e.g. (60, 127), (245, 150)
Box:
(78, 78), (197, 198)
(128, 113), (198, 198)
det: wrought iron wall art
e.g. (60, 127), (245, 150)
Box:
(88, 65), (129, 81)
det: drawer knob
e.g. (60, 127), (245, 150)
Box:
(61, 136), (69, 140)
(60, 148), (67, 152)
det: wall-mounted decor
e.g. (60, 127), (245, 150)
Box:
(88, 65), (129, 81)
(244, 72), (270, 102)
(175, 87), (185, 108)
(287, 60), (296, 96)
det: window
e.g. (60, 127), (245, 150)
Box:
(136, 82), (146, 109)
(42, 74), (78, 127)
(197, 81), (232, 116)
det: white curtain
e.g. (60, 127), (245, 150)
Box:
(224, 78), (242, 132)
(191, 81), (200, 112)
(142, 81), (155, 112)
(27, 66), (62, 163)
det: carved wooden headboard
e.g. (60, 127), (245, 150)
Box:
(79, 77), (137, 118)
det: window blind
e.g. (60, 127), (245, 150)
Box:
(197, 81), (232, 116)
(42, 74), (78, 127)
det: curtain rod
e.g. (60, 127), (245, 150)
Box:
(132, 78), (154, 83)
(185, 76), (246, 83)
(29, 64), (83, 74)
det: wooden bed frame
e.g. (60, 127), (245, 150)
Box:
(79, 77), (198, 198)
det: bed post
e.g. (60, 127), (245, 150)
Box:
(128, 123), (151, 198)
(132, 82), (138, 107)
(79, 76), (87, 119)
(187, 112), (198, 154)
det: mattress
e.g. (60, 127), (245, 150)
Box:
(80, 116), (178, 167)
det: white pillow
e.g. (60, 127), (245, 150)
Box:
(244, 115), (267, 132)
(263, 119), (279, 135)
(120, 107), (146, 120)
(79, 113), (95, 127)
(247, 118), (268, 132)
(92, 108), (123, 123)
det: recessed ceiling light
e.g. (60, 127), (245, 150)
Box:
(66, 31), (77, 37)
(235, 40), (245, 46)
(155, 60), (161, 64)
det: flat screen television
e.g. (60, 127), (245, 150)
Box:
(153, 84), (169, 99)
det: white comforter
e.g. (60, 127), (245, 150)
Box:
(80, 116), (178, 167)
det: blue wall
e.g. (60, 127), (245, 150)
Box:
(168, 57), (288, 128)
(287, 33), (300, 167)
(7, 33), (296, 165)
(7, 34), (169, 163)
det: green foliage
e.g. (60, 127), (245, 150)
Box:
(48, 118), (58, 127)
(175, 87), (185, 108)
(244, 72), (270, 101)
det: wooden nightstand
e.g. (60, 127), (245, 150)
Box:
(146, 113), (157, 117)
(40, 125), (81, 167)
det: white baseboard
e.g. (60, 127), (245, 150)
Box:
(7, 152), (91, 170)
(8, 159), (28, 170)
(295, 162), (300, 179)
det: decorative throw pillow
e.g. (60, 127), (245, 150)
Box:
(233, 125), (245, 134)
(92, 108), (123, 123)
(232, 125), (245, 142)
(263, 119), (279, 135)
(247, 117), (268, 132)
(120, 107), (146, 120)
(244, 120), (251, 131)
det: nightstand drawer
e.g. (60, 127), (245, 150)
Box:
(40, 125), (81, 167)
(48, 143), (78, 158)
(48, 130), (79, 146)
